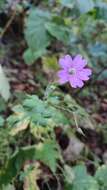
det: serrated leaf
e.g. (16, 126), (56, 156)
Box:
(7, 95), (69, 128)
(64, 165), (99, 190)
(65, 165), (99, 190)
(72, 165), (99, 190)
(0, 65), (10, 101)
(36, 140), (60, 173)
(0, 141), (60, 185)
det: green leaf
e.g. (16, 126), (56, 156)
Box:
(95, 165), (107, 188)
(0, 146), (38, 186)
(23, 48), (46, 65)
(71, 165), (99, 190)
(59, 0), (75, 9)
(7, 95), (69, 128)
(0, 140), (60, 185)
(0, 0), (6, 10)
(64, 165), (75, 184)
(0, 65), (10, 101)
(2, 184), (15, 190)
(76, 0), (95, 13)
(42, 55), (59, 72)
(63, 95), (94, 129)
(0, 97), (6, 113)
(36, 140), (60, 173)
(88, 42), (107, 57)
(0, 128), (12, 168)
(25, 8), (51, 52)
(0, 116), (4, 127)
(60, 0), (95, 13)
(46, 22), (70, 44)
(95, 1), (107, 21)
(64, 164), (99, 190)
(97, 70), (107, 80)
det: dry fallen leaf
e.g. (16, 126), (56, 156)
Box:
(23, 161), (41, 190)
(11, 119), (30, 135)
(63, 135), (84, 162)
(0, 65), (10, 101)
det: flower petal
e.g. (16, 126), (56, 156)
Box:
(77, 68), (92, 81)
(69, 76), (84, 88)
(72, 54), (87, 70)
(57, 70), (68, 84)
(59, 55), (73, 69)
(82, 68), (92, 76)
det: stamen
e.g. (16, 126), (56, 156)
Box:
(68, 68), (76, 75)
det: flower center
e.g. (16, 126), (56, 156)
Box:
(68, 68), (76, 75)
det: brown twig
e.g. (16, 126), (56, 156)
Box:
(0, 9), (17, 39)
(0, 0), (21, 39)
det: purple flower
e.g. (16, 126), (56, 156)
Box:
(57, 54), (92, 88)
